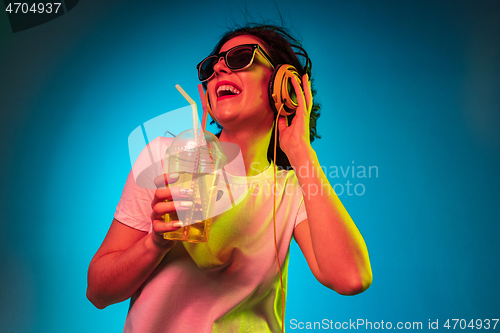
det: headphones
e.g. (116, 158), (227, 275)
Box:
(204, 64), (303, 121)
(269, 64), (302, 116)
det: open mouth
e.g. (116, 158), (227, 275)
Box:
(216, 84), (242, 98)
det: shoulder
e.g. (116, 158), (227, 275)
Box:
(131, 136), (174, 190)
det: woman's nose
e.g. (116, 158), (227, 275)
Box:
(213, 56), (230, 75)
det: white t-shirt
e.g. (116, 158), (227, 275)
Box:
(114, 138), (307, 333)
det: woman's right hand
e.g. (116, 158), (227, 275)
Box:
(150, 173), (193, 248)
(87, 172), (194, 309)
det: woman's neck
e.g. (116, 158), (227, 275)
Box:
(219, 127), (272, 176)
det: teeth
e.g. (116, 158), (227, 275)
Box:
(217, 85), (241, 97)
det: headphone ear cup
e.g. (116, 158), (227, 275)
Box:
(268, 65), (282, 115)
(269, 65), (302, 116)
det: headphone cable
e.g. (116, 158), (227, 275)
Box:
(273, 110), (285, 333)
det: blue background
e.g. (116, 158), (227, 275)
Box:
(1, 0), (499, 332)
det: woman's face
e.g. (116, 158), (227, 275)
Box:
(206, 35), (275, 132)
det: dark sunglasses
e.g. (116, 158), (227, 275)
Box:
(197, 44), (276, 82)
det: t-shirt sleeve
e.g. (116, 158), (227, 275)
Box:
(114, 137), (173, 232)
(294, 198), (308, 229)
(114, 170), (155, 232)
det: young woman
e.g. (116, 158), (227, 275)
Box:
(87, 24), (372, 332)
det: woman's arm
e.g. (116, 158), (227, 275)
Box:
(279, 74), (372, 295)
(86, 219), (174, 309)
(87, 174), (189, 308)
(290, 148), (372, 295)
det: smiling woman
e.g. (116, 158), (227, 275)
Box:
(86, 23), (372, 333)
(202, 25), (321, 170)
(216, 84), (241, 97)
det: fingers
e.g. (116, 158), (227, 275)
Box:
(151, 172), (194, 235)
(277, 115), (289, 133)
(151, 196), (193, 218)
(302, 74), (313, 112)
(151, 171), (192, 207)
(150, 173), (194, 241)
(154, 173), (180, 189)
(150, 187), (193, 210)
(153, 188), (172, 203)
(291, 74), (308, 114)
(151, 200), (193, 232)
(154, 186), (193, 201)
(291, 74), (312, 114)
(152, 218), (183, 233)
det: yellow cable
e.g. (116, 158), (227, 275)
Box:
(273, 110), (285, 333)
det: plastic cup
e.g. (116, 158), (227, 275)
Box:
(163, 129), (226, 243)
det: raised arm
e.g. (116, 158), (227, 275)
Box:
(291, 148), (372, 295)
(278, 74), (372, 295)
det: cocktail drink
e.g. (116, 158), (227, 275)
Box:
(164, 171), (219, 243)
(163, 129), (226, 243)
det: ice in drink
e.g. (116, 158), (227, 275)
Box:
(164, 171), (219, 243)
(162, 129), (226, 243)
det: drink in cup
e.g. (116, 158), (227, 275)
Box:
(163, 129), (226, 243)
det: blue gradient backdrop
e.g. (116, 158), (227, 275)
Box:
(1, 1), (499, 332)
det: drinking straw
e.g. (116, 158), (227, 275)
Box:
(198, 84), (208, 131)
(174, 84), (201, 226)
(175, 84), (200, 145)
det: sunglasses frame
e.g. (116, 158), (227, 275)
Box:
(197, 44), (276, 82)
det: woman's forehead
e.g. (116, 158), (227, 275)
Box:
(220, 35), (268, 52)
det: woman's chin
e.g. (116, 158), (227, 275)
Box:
(213, 110), (242, 126)
(214, 108), (274, 132)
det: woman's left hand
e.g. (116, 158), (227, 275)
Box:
(277, 73), (313, 158)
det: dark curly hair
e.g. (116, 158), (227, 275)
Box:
(203, 23), (321, 169)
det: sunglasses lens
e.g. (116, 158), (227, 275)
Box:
(227, 46), (254, 69)
(199, 56), (217, 81)
(198, 46), (256, 81)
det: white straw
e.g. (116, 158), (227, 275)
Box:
(175, 84), (200, 144)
